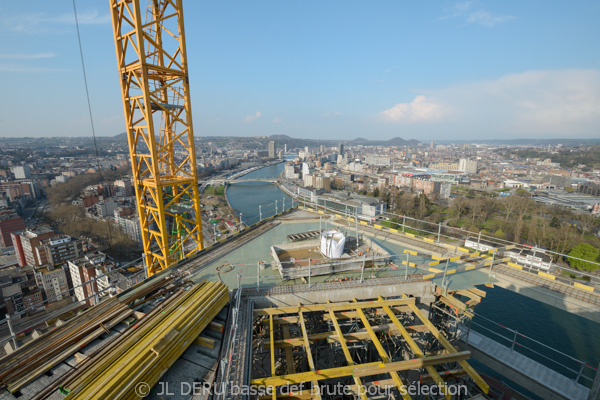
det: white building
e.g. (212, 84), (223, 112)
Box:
(464, 237), (552, 270)
(12, 165), (31, 180)
(459, 159), (478, 174)
(268, 141), (275, 158)
(364, 156), (391, 166)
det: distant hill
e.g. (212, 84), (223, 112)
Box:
(350, 136), (419, 146)
(266, 135), (420, 148)
(435, 138), (600, 146)
(268, 134), (293, 140)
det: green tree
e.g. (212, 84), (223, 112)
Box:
(373, 187), (380, 198)
(495, 228), (506, 239)
(567, 243), (600, 272)
(516, 188), (529, 197)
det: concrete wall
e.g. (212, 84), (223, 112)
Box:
(247, 279), (436, 309)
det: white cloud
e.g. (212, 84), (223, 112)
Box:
(321, 112), (344, 118)
(440, 1), (515, 27)
(0, 64), (68, 73)
(379, 95), (448, 124)
(0, 52), (56, 59)
(380, 69), (600, 137)
(272, 117), (282, 123)
(244, 111), (262, 123)
(1, 10), (110, 33)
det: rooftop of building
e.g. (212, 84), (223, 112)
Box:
(22, 226), (54, 238)
(319, 191), (383, 206)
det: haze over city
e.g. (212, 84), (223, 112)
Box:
(1, 0), (599, 140)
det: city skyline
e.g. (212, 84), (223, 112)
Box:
(0, 1), (599, 140)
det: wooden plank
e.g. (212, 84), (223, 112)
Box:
(467, 288), (487, 298)
(378, 297), (450, 399)
(193, 335), (215, 349)
(250, 352), (472, 387)
(404, 297), (489, 394)
(254, 298), (415, 315)
(353, 299), (411, 400)
(281, 324), (295, 374)
(208, 321), (224, 332)
(327, 304), (367, 400)
(261, 316), (300, 325)
(270, 313), (276, 376)
(266, 323), (428, 348)
(151, 329), (179, 355)
(298, 308), (322, 400)
(322, 306), (413, 320)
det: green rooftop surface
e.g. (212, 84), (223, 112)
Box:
(191, 219), (498, 290)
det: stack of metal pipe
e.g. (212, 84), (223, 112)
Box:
(61, 281), (229, 399)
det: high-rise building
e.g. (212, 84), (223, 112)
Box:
(314, 175), (331, 191)
(430, 140), (435, 149)
(15, 228), (83, 268)
(459, 159), (478, 174)
(39, 235), (84, 267)
(338, 143), (345, 155)
(15, 227), (56, 266)
(268, 141), (276, 158)
(114, 211), (142, 244)
(34, 265), (70, 303)
(68, 252), (116, 306)
(0, 214), (26, 247)
(11, 165), (31, 180)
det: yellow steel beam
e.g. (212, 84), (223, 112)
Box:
(327, 303), (367, 400)
(403, 296), (489, 394)
(270, 313), (276, 376)
(110, 0), (203, 276)
(281, 324), (295, 374)
(298, 309), (322, 400)
(264, 323), (428, 348)
(352, 299), (411, 400)
(254, 298), (415, 315)
(377, 297), (450, 400)
(65, 282), (229, 398)
(322, 306), (413, 320)
(251, 351), (471, 387)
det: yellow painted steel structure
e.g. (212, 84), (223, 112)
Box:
(110, 0), (203, 276)
(252, 296), (490, 397)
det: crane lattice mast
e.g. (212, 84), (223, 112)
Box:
(110, 0), (203, 276)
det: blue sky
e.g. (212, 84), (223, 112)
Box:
(0, 1), (599, 140)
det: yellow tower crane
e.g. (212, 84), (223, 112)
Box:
(109, 0), (203, 276)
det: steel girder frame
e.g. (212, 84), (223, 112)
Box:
(252, 297), (490, 398)
(110, 0), (203, 276)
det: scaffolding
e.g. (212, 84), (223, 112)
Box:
(250, 296), (489, 400)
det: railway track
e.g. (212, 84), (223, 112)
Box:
(494, 265), (600, 306)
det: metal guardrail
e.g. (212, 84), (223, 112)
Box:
(462, 313), (598, 386)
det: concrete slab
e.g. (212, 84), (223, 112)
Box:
(18, 362), (73, 400)
(461, 330), (590, 400)
(147, 358), (213, 400)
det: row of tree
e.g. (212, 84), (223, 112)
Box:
(44, 204), (139, 260)
(46, 167), (129, 206)
(379, 188), (599, 272)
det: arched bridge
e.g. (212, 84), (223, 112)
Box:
(203, 178), (278, 186)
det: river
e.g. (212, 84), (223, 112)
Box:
(224, 161), (600, 390)
(226, 162), (292, 225)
